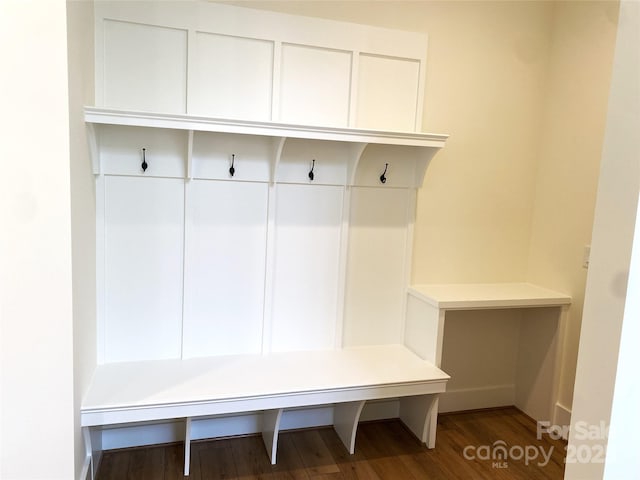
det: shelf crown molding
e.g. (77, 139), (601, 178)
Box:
(85, 107), (449, 148)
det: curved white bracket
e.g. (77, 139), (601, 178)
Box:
(347, 142), (368, 186)
(333, 400), (366, 453)
(86, 123), (100, 175)
(399, 394), (439, 448)
(262, 408), (283, 464)
(413, 147), (440, 189)
(271, 137), (287, 184)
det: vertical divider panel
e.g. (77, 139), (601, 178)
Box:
(415, 38), (428, 132)
(271, 41), (283, 122)
(347, 52), (361, 128)
(180, 178), (188, 360)
(335, 142), (365, 348)
(261, 181), (278, 354)
(399, 189), (418, 340)
(183, 133), (192, 359)
(334, 186), (351, 348)
(186, 28), (197, 117)
(96, 175), (106, 364)
(262, 137), (286, 354)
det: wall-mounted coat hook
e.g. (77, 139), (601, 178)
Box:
(379, 163), (388, 184)
(141, 148), (148, 173)
(229, 154), (235, 177)
(308, 159), (315, 181)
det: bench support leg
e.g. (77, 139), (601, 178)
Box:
(262, 408), (283, 464)
(333, 400), (366, 454)
(82, 427), (93, 480)
(399, 394), (439, 448)
(184, 417), (192, 476)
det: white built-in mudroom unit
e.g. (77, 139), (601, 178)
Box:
(81, 2), (571, 478)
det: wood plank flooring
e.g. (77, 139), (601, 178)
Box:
(97, 407), (567, 480)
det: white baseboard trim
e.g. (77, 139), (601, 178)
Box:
(553, 402), (572, 440)
(98, 399), (400, 451)
(438, 384), (516, 413)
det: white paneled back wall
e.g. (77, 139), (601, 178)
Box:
(95, 1), (427, 131)
(94, 121), (442, 363)
(92, 2), (446, 364)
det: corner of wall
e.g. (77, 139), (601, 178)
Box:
(524, 0), (619, 414)
(67, 0), (97, 478)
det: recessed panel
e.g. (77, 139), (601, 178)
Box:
(356, 54), (420, 132)
(99, 125), (187, 178)
(191, 131), (272, 182)
(270, 184), (344, 352)
(190, 33), (274, 120)
(276, 139), (349, 186)
(354, 145), (419, 188)
(343, 187), (410, 346)
(104, 20), (187, 113)
(280, 44), (352, 126)
(104, 176), (184, 362)
(183, 181), (268, 358)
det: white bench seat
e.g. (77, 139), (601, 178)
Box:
(81, 344), (449, 475)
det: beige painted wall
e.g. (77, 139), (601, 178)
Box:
(567, 1), (640, 477)
(232, 0), (553, 283)
(527, 0), (618, 415)
(0, 1), (75, 478)
(229, 1), (619, 418)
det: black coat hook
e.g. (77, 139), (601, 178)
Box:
(141, 148), (148, 173)
(229, 154), (235, 177)
(379, 163), (388, 184)
(308, 159), (315, 181)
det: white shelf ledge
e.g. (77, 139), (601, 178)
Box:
(408, 283), (572, 310)
(84, 107), (448, 148)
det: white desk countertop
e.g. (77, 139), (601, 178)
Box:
(408, 283), (571, 310)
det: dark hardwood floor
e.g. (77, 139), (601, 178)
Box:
(97, 407), (567, 479)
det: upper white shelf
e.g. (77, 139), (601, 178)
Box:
(84, 107), (448, 148)
(408, 283), (572, 310)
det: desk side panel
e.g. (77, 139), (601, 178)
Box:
(405, 294), (444, 365)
